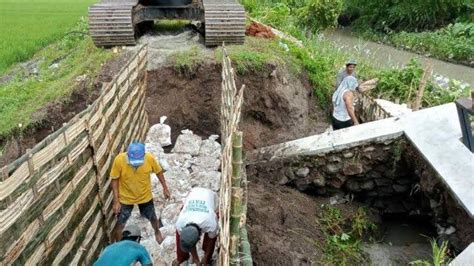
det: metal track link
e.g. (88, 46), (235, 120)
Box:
(203, 1), (246, 46)
(88, 4), (136, 47)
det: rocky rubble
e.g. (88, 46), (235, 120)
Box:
(127, 126), (221, 265)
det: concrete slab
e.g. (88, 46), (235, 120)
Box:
(248, 117), (403, 162)
(401, 104), (474, 218)
(248, 103), (474, 218)
(450, 243), (474, 266)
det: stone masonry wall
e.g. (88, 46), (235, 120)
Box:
(247, 137), (429, 215)
(247, 136), (473, 251)
(404, 145), (474, 251)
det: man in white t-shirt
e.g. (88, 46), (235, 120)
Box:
(173, 187), (218, 266)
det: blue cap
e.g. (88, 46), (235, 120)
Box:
(127, 142), (145, 167)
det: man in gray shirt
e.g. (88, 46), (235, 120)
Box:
(335, 59), (357, 89)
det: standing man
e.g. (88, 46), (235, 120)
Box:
(332, 76), (360, 129)
(94, 224), (153, 266)
(335, 59), (357, 89)
(110, 142), (171, 244)
(173, 187), (218, 266)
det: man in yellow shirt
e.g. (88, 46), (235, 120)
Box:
(110, 142), (171, 244)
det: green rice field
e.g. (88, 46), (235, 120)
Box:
(0, 0), (97, 73)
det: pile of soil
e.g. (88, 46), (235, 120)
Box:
(145, 61), (328, 149)
(0, 51), (133, 167)
(246, 21), (276, 39)
(246, 174), (365, 265)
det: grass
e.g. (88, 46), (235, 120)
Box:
(168, 45), (208, 76)
(410, 239), (451, 266)
(215, 37), (302, 75)
(0, 18), (114, 138)
(0, 0), (97, 74)
(153, 20), (190, 32)
(315, 205), (376, 265)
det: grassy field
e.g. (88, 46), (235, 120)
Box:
(0, 0), (97, 73)
(0, 16), (113, 139)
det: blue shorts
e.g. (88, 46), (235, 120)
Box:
(117, 200), (158, 225)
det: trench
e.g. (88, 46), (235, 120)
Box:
(2, 26), (471, 265)
(245, 135), (473, 265)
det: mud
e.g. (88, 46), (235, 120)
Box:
(145, 62), (328, 149)
(246, 175), (367, 265)
(0, 51), (133, 167)
(246, 21), (276, 39)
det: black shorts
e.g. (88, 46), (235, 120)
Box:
(117, 200), (157, 225)
(332, 116), (353, 130)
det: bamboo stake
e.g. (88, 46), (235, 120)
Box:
(413, 63), (433, 111)
(230, 131), (243, 265)
(239, 165), (253, 266)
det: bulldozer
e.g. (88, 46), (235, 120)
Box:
(88, 0), (246, 47)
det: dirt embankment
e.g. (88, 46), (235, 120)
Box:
(246, 174), (367, 265)
(0, 51), (133, 167)
(145, 61), (328, 149)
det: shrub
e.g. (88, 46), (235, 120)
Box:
(297, 0), (344, 31)
(346, 0), (473, 32)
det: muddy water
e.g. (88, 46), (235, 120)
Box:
(364, 218), (435, 265)
(323, 29), (474, 85)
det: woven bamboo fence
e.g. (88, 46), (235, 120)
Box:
(0, 45), (149, 265)
(357, 92), (391, 122)
(218, 45), (252, 265)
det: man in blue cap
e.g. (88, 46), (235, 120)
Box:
(110, 142), (171, 244)
(335, 59), (358, 89)
(94, 224), (153, 266)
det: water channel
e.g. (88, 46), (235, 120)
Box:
(323, 28), (474, 86)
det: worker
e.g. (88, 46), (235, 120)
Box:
(94, 224), (152, 266)
(173, 187), (218, 266)
(110, 142), (171, 244)
(335, 59), (357, 89)
(332, 76), (360, 130)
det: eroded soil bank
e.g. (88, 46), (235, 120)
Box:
(0, 51), (133, 167)
(145, 61), (328, 150)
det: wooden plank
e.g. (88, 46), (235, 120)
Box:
(31, 136), (66, 171)
(0, 190), (34, 235)
(0, 162), (29, 201)
(85, 227), (104, 264)
(2, 219), (40, 264)
(64, 118), (86, 143)
(70, 212), (102, 265)
(25, 242), (45, 265)
(42, 159), (93, 220)
(51, 197), (100, 265)
(36, 158), (68, 195)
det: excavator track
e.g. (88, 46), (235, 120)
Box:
(88, 4), (136, 47)
(203, 0), (246, 46)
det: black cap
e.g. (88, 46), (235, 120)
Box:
(180, 225), (200, 253)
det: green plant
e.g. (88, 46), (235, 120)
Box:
(316, 205), (376, 264)
(410, 239), (451, 266)
(296, 0), (343, 32)
(0, 0), (97, 73)
(0, 20), (113, 139)
(346, 0), (472, 32)
(168, 46), (206, 76)
(357, 22), (474, 65)
(371, 59), (471, 107)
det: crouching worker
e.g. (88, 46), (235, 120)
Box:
(110, 142), (171, 244)
(173, 187), (218, 266)
(94, 224), (152, 266)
